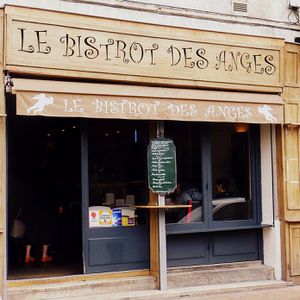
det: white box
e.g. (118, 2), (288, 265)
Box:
(89, 206), (112, 227)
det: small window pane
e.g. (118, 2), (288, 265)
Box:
(164, 122), (203, 224)
(211, 123), (252, 221)
(88, 120), (149, 228)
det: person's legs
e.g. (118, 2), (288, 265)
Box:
(42, 244), (47, 257)
(24, 221), (36, 263)
(25, 244), (31, 258)
(24, 209), (40, 263)
(39, 209), (55, 262)
(25, 244), (35, 263)
(41, 244), (52, 262)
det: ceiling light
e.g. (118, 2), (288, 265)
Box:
(234, 123), (249, 133)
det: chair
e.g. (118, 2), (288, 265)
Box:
(177, 204), (203, 224)
(213, 201), (248, 221)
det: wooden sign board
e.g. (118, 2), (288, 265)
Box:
(5, 6), (284, 92)
(147, 138), (177, 194)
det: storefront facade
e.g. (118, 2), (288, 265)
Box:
(0, 4), (295, 298)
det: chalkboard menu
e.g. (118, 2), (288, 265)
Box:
(147, 138), (177, 194)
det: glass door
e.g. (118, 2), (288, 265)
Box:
(82, 119), (150, 273)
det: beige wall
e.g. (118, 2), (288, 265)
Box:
(88, 0), (298, 22)
(0, 0), (299, 42)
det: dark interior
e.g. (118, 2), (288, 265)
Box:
(7, 96), (83, 279)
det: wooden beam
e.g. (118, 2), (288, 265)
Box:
(275, 125), (288, 281)
(8, 270), (150, 288)
(149, 190), (159, 281)
(148, 121), (160, 284)
(7, 66), (283, 93)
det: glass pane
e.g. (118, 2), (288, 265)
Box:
(211, 123), (252, 221)
(88, 120), (149, 228)
(164, 122), (203, 224)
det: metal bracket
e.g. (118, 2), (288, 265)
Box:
(4, 74), (13, 93)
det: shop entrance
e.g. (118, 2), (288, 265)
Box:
(7, 108), (150, 278)
(82, 119), (150, 273)
(7, 98), (83, 279)
(6, 95), (263, 278)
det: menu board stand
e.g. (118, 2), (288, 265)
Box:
(142, 136), (191, 290)
(146, 137), (177, 291)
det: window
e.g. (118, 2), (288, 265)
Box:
(211, 123), (252, 222)
(87, 119), (149, 228)
(164, 122), (203, 224)
(165, 122), (260, 232)
(85, 119), (260, 230)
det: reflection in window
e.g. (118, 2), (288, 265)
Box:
(212, 123), (252, 221)
(164, 122), (203, 224)
(88, 120), (149, 228)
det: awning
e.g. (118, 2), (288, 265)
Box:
(12, 78), (284, 124)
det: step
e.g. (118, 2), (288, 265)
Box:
(167, 261), (274, 288)
(53, 280), (290, 300)
(7, 261), (275, 300)
(7, 274), (157, 300)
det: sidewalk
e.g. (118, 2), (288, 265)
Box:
(189, 284), (300, 300)
(53, 280), (300, 300)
